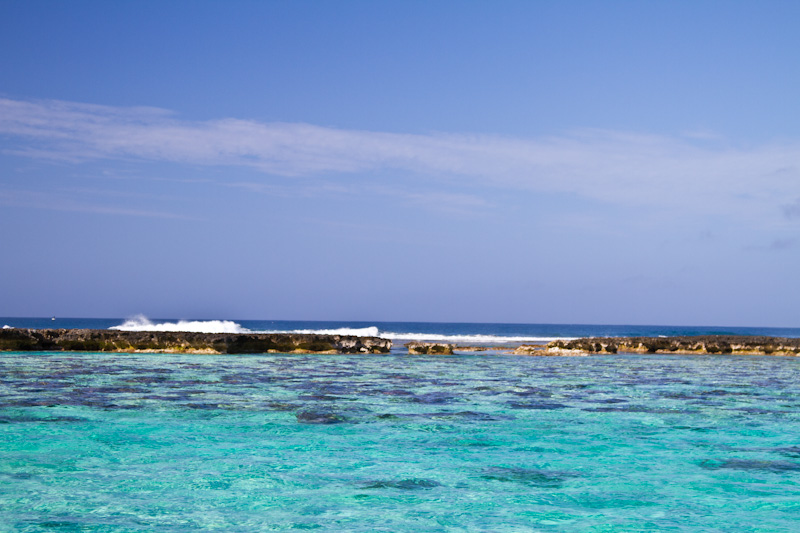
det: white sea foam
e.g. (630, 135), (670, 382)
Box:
(251, 324), (567, 344)
(109, 318), (568, 343)
(380, 332), (570, 344)
(2, 325), (12, 329)
(273, 326), (382, 337)
(110, 315), (249, 334)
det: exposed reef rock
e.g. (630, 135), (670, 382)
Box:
(0, 328), (391, 354)
(514, 344), (586, 356)
(406, 342), (455, 355)
(545, 336), (800, 356)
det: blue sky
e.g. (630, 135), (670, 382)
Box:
(1, 1), (799, 326)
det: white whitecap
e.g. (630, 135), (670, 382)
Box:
(285, 326), (381, 337)
(247, 324), (568, 344)
(2, 324), (12, 329)
(247, 326), (381, 337)
(110, 315), (248, 334)
(380, 332), (573, 344)
(109, 318), (575, 344)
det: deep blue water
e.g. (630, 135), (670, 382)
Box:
(3, 316), (800, 344)
(3, 318), (800, 530)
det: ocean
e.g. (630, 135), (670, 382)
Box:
(4, 316), (800, 345)
(2, 317), (800, 531)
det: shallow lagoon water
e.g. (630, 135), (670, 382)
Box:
(2, 351), (800, 531)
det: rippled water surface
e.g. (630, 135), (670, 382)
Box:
(2, 351), (800, 531)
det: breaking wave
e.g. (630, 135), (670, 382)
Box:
(275, 326), (382, 337)
(108, 317), (565, 344)
(253, 325), (562, 344)
(110, 315), (249, 334)
(379, 332), (566, 344)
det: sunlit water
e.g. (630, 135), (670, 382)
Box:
(2, 351), (800, 531)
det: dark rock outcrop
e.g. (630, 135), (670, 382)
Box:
(545, 336), (800, 356)
(0, 328), (391, 354)
(406, 342), (455, 355)
(513, 344), (578, 356)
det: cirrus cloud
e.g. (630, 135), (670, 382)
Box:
(2, 97), (800, 216)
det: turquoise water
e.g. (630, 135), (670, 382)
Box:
(2, 350), (800, 531)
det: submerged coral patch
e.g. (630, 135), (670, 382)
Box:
(508, 401), (569, 410)
(480, 466), (578, 487)
(363, 478), (441, 490)
(296, 410), (347, 424)
(699, 459), (800, 472)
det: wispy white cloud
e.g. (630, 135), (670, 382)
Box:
(2, 97), (800, 216)
(226, 179), (492, 213)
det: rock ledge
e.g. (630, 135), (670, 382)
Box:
(544, 336), (800, 356)
(406, 342), (455, 355)
(0, 328), (391, 354)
